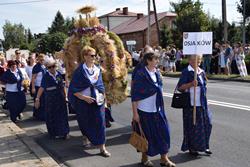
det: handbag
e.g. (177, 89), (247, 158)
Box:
(171, 87), (190, 109)
(129, 121), (148, 153)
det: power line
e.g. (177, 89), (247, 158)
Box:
(0, 0), (51, 6)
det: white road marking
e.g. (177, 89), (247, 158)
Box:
(128, 87), (250, 111)
(163, 92), (250, 111)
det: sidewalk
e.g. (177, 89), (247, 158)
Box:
(0, 110), (60, 167)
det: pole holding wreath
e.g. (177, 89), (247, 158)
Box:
(183, 32), (212, 125)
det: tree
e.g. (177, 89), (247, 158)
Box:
(160, 24), (173, 48)
(228, 23), (241, 43)
(2, 21), (26, 49)
(64, 17), (75, 34)
(27, 28), (33, 43)
(170, 0), (210, 47)
(48, 11), (65, 34)
(208, 17), (223, 43)
(49, 32), (67, 52)
(246, 24), (250, 43)
(37, 32), (67, 53)
(237, 0), (250, 18)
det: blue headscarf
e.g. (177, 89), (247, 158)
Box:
(131, 66), (165, 114)
(68, 63), (105, 108)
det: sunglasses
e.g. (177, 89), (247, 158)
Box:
(88, 54), (97, 58)
(48, 65), (56, 69)
(16, 52), (21, 55)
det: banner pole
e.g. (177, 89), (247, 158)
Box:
(193, 55), (198, 125)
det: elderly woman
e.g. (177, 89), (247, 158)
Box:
(35, 58), (69, 139)
(0, 60), (26, 123)
(68, 46), (110, 157)
(31, 54), (46, 120)
(177, 55), (212, 156)
(131, 52), (175, 167)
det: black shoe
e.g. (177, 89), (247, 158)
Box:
(106, 121), (111, 128)
(205, 149), (212, 155)
(189, 150), (199, 156)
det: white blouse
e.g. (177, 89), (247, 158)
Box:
(137, 67), (158, 113)
(187, 65), (204, 106)
(5, 70), (24, 92)
(80, 64), (104, 105)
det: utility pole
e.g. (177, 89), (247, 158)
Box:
(147, 0), (151, 45)
(152, 0), (161, 46)
(243, 0), (246, 46)
(222, 0), (228, 42)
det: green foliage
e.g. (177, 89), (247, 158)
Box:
(19, 43), (29, 50)
(48, 11), (75, 35)
(49, 32), (67, 52)
(246, 24), (250, 43)
(64, 17), (75, 34)
(48, 11), (65, 34)
(2, 21), (26, 49)
(237, 0), (250, 18)
(37, 32), (67, 53)
(27, 28), (33, 43)
(160, 24), (173, 48)
(208, 17), (223, 43)
(170, 0), (210, 47)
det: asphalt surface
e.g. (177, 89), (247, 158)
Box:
(15, 76), (250, 167)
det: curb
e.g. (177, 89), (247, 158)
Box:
(1, 111), (61, 167)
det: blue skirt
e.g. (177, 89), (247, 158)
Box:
(138, 109), (170, 156)
(74, 99), (105, 145)
(181, 107), (212, 152)
(33, 86), (46, 121)
(44, 89), (69, 138)
(6, 91), (26, 122)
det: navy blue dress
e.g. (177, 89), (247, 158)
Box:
(131, 67), (170, 156)
(41, 71), (69, 138)
(68, 64), (106, 145)
(177, 67), (212, 152)
(0, 69), (26, 122)
(32, 63), (46, 120)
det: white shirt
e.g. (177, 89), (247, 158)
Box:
(34, 65), (45, 87)
(20, 68), (29, 80)
(187, 65), (204, 106)
(5, 69), (24, 92)
(137, 67), (159, 113)
(80, 64), (102, 98)
(25, 65), (34, 80)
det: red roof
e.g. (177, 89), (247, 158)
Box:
(99, 9), (137, 18)
(111, 12), (177, 34)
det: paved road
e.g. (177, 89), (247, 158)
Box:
(16, 77), (250, 167)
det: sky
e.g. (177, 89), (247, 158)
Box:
(0, 0), (242, 39)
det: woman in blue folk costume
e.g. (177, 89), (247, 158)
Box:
(31, 54), (46, 120)
(0, 60), (26, 123)
(68, 46), (111, 157)
(177, 55), (212, 156)
(131, 52), (175, 167)
(35, 58), (69, 139)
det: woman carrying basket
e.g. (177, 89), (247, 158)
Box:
(131, 52), (175, 167)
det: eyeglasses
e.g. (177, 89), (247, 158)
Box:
(16, 52), (21, 55)
(48, 65), (56, 69)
